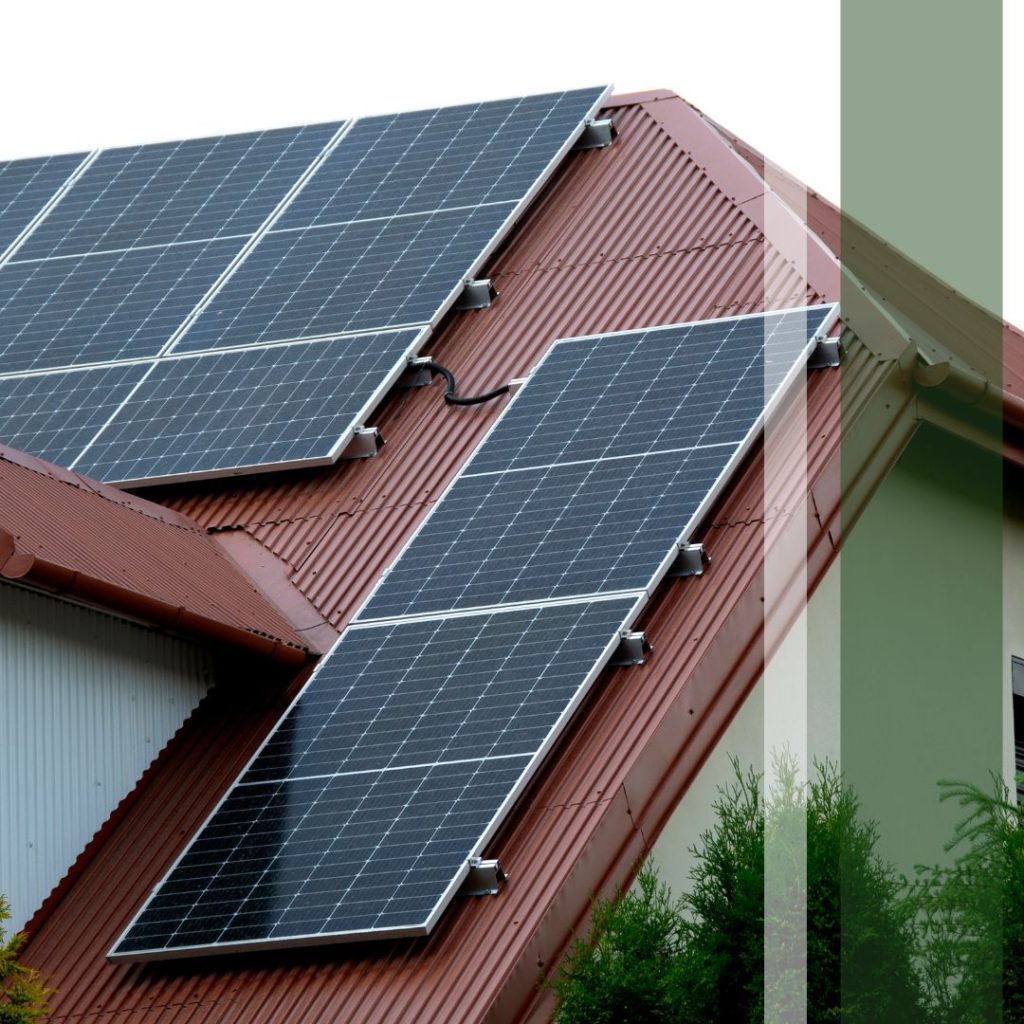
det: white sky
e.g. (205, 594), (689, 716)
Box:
(0, 0), (1018, 323)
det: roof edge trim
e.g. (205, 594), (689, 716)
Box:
(0, 544), (308, 665)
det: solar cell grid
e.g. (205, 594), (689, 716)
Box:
(73, 330), (421, 485)
(358, 306), (836, 621)
(465, 307), (830, 476)
(111, 597), (637, 957)
(241, 599), (634, 784)
(275, 87), (605, 229)
(0, 237), (242, 373)
(0, 152), (88, 256)
(173, 203), (513, 352)
(14, 123), (341, 261)
(114, 757), (531, 952)
(0, 362), (149, 467)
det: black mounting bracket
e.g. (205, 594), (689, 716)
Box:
(455, 278), (497, 311)
(398, 356), (435, 389)
(573, 118), (617, 151)
(459, 857), (505, 897)
(808, 336), (842, 369)
(610, 631), (651, 667)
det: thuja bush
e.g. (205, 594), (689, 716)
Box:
(911, 775), (1024, 1024)
(549, 865), (689, 1023)
(551, 758), (927, 1023)
(0, 897), (50, 1024)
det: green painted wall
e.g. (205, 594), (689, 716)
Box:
(840, 425), (1004, 875)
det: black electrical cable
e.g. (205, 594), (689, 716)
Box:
(420, 360), (510, 406)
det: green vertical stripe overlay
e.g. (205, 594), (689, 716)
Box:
(841, 2), (1004, 1022)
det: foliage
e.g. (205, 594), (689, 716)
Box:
(549, 865), (688, 1023)
(911, 775), (1024, 1024)
(679, 755), (924, 1024)
(804, 761), (924, 1024)
(0, 896), (51, 1024)
(550, 757), (927, 1023)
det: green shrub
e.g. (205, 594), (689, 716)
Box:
(550, 865), (688, 1023)
(912, 775), (1024, 1024)
(0, 897), (51, 1024)
(550, 758), (927, 1023)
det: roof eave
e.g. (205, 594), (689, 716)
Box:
(0, 533), (308, 665)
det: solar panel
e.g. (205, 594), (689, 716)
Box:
(358, 306), (836, 621)
(275, 88), (608, 228)
(0, 362), (149, 467)
(0, 153), (89, 256)
(15, 125), (341, 260)
(110, 596), (639, 959)
(0, 87), (609, 485)
(73, 331), (422, 485)
(172, 203), (513, 352)
(0, 238), (242, 373)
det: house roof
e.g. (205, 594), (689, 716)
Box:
(0, 443), (310, 664)
(18, 89), (1011, 1022)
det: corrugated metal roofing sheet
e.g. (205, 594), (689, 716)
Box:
(0, 444), (308, 662)
(22, 91), (896, 1022)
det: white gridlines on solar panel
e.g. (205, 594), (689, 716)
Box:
(109, 304), (839, 961)
(0, 87), (611, 485)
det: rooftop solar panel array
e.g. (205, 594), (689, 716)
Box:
(111, 304), (838, 962)
(0, 86), (609, 485)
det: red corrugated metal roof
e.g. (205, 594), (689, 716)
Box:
(15, 90), (940, 1022)
(0, 443), (309, 663)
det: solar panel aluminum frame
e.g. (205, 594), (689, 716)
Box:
(106, 590), (645, 962)
(108, 303), (838, 961)
(96, 327), (430, 489)
(59, 87), (613, 489)
(352, 303), (841, 625)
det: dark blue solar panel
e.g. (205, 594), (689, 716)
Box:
(276, 88), (605, 228)
(0, 90), (607, 485)
(242, 599), (633, 784)
(468, 307), (832, 475)
(360, 446), (733, 619)
(111, 597), (636, 958)
(0, 152), (87, 255)
(114, 757), (530, 954)
(0, 238), (240, 373)
(0, 362), (149, 467)
(15, 124), (340, 260)
(358, 307), (835, 620)
(74, 330), (419, 484)
(173, 203), (512, 351)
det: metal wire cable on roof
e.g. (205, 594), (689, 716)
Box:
(420, 360), (510, 406)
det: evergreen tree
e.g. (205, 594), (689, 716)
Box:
(550, 866), (688, 1023)
(912, 775), (1024, 1023)
(0, 896), (51, 1024)
(550, 758), (927, 1023)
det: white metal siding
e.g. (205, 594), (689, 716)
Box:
(0, 583), (213, 930)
